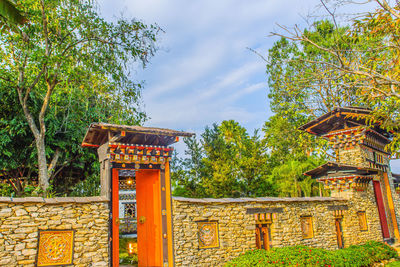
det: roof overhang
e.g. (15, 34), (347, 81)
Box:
(299, 106), (393, 139)
(82, 122), (195, 148)
(304, 161), (379, 178)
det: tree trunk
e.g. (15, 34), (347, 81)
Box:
(36, 135), (49, 190)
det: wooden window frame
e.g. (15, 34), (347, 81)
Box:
(357, 211), (368, 231)
(300, 216), (314, 239)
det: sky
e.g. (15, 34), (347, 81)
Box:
(98, 0), (400, 172)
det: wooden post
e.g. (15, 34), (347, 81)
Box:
(98, 143), (111, 198)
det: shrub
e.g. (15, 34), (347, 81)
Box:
(225, 241), (398, 267)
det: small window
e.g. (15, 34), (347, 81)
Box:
(300, 216), (314, 239)
(357, 211), (368, 231)
(124, 203), (136, 218)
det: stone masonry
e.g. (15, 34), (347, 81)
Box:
(0, 196), (109, 266)
(172, 194), (382, 266)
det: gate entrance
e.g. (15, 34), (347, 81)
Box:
(82, 123), (194, 266)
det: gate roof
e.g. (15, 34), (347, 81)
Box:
(82, 122), (194, 148)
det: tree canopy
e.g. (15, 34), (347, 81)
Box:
(270, 0), (400, 155)
(0, 0), (159, 195)
(171, 120), (325, 198)
(172, 120), (275, 198)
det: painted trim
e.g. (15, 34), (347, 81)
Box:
(165, 162), (175, 266)
(160, 169), (169, 264)
(373, 180), (391, 238)
(383, 172), (400, 240)
(111, 168), (120, 267)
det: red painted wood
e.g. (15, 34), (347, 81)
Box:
(112, 168), (120, 267)
(373, 181), (390, 239)
(136, 169), (162, 266)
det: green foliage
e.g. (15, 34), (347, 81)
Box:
(172, 120), (275, 198)
(265, 21), (361, 164)
(69, 172), (100, 197)
(0, 0), (159, 194)
(269, 2), (400, 155)
(0, 0), (25, 26)
(0, 182), (13, 196)
(387, 260), (400, 267)
(225, 241), (398, 267)
(172, 120), (327, 198)
(269, 157), (326, 197)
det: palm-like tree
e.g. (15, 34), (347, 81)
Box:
(0, 0), (25, 26)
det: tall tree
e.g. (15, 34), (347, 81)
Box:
(263, 21), (350, 165)
(0, 0), (159, 191)
(270, 0), (400, 154)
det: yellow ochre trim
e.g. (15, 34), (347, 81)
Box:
(383, 172), (400, 240)
(165, 162), (174, 266)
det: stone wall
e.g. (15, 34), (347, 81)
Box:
(0, 196), (109, 266)
(331, 184), (382, 245)
(337, 146), (367, 167)
(172, 195), (382, 266)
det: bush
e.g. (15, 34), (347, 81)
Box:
(225, 241), (398, 267)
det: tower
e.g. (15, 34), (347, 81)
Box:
(301, 107), (400, 243)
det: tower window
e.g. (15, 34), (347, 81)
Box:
(357, 211), (368, 231)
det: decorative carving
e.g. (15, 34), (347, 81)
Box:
(36, 230), (74, 266)
(107, 142), (173, 166)
(317, 175), (373, 192)
(197, 221), (219, 249)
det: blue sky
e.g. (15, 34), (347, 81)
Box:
(99, 0), (400, 172)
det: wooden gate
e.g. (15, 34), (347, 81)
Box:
(81, 123), (194, 267)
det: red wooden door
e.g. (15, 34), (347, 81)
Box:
(373, 180), (390, 239)
(136, 169), (162, 266)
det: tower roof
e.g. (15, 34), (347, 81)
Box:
(304, 161), (378, 178)
(299, 106), (392, 138)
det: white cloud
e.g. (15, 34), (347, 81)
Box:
(98, 0), (379, 157)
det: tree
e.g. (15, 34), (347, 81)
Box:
(0, 0), (159, 191)
(262, 22), (352, 165)
(171, 120), (275, 198)
(267, 20), (362, 118)
(268, 157), (326, 197)
(0, 0), (25, 26)
(270, 0), (400, 154)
